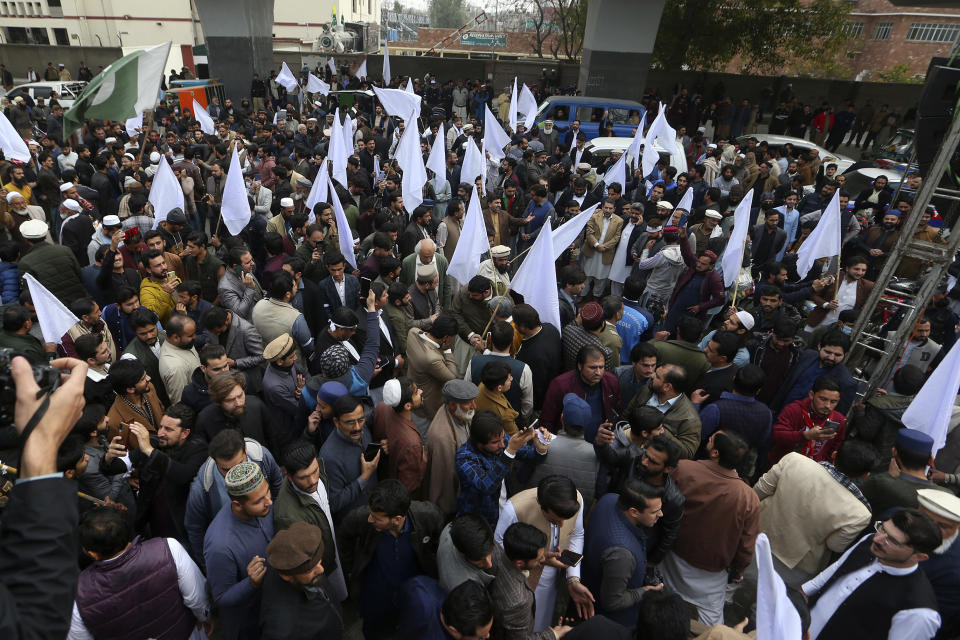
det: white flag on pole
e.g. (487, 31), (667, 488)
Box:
(327, 57), (337, 75)
(356, 59), (368, 79)
(372, 86), (422, 118)
(676, 184), (694, 214)
(373, 155), (383, 185)
(342, 113), (355, 155)
(552, 203), (599, 260)
(518, 84), (538, 130)
(307, 73), (330, 95)
(220, 146), (252, 236)
(192, 98), (215, 136)
(382, 43), (391, 85)
(0, 111), (30, 162)
(305, 158), (330, 224)
(483, 105), (511, 162)
(627, 111), (646, 168)
(719, 188), (755, 287)
(397, 110), (427, 215)
(125, 112), (144, 138)
(426, 123), (446, 178)
(404, 77), (415, 94)
(513, 218), (562, 330)
(447, 184), (489, 284)
(602, 152), (627, 191)
(754, 534), (803, 640)
(276, 61), (299, 93)
(328, 179), (357, 270)
(508, 78), (519, 133)
(23, 273), (79, 344)
(150, 157), (185, 229)
(902, 337), (960, 454)
(459, 137), (484, 189)
(796, 189), (842, 280)
(328, 108), (349, 189)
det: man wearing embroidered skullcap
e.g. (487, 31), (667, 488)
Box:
(203, 460), (275, 640)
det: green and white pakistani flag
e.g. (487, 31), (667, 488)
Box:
(64, 42), (171, 134)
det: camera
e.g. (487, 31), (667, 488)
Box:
(0, 349), (62, 428)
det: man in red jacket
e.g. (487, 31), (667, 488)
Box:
(770, 375), (846, 465)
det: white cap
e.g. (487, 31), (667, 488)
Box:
(280, 197), (294, 208)
(26, 140), (39, 147)
(104, 136), (117, 144)
(918, 488), (960, 522)
(735, 311), (755, 331)
(123, 176), (137, 188)
(382, 379), (402, 407)
(656, 201), (674, 210)
(59, 182), (75, 192)
(101, 214), (121, 226)
(19, 219), (48, 239)
(707, 143), (717, 149)
(62, 199), (82, 212)
(5, 191), (24, 203)
(149, 151), (161, 163)
(705, 209), (722, 220)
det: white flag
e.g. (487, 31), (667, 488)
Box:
(305, 158), (330, 224)
(754, 534), (802, 640)
(902, 337), (960, 454)
(356, 59), (368, 79)
(627, 111), (646, 168)
(719, 188), (754, 287)
(327, 57), (337, 75)
(307, 73), (330, 96)
(448, 184), (489, 284)
(676, 184), (694, 214)
(276, 61), (299, 92)
(219, 146), (251, 236)
(602, 152), (627, 191)
(405, 77), (414, 94)
(342, 113), (355, 156)
(328, 108), (349, 189)
(192, 98), (215, 136)
(508, 78), (519, 133)
(397, 110), (427, 215)
(459, 137), (484, 189)
(513, 218), (562, 330)
(0, 111), (30, 162)
(796, 189), (842, 280)
(150, 157), (185, 229)
(23, 273), (79, 344)
(382, 43), (391, 85)
(552, 203), (599, 260)
(372, 86), (422, 119)
(518, 84), (538, 130)
(426, 123), (446, 178)
(373, 155), (383, 185)
(328, 179), (357, 270)
(483, 105), (511, 162)
(125, 112), (143, 138)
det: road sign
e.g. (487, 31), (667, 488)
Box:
(461, 32), (507, 47)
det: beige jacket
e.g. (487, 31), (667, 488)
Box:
(580, 211), (624, 265)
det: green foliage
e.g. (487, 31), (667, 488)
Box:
(430, 0), (470, 28)
(652, 0), (853, 73)
(876, 63), (921, 84)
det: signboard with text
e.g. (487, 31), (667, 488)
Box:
(460, 32), (507, 47)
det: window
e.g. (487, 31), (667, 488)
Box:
(906, 22), (960, 43)
(5, 26), (27, 43)
(53, 27), (68, 45)
(873, 22), (893, 40)
(367, 0), (371, 12)
(29, 27), (49, 44)
(47, 0), (60, 5)
(842, 22), (864, 38)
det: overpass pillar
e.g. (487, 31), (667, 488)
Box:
(194, 0), (275, 101)
(578, 0), (665, 101)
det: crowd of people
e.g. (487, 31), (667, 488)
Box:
(0, 61), (956, 640)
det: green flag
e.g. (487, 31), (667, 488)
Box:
(64, 42), (170, 134)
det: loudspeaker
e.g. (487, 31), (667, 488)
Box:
(917, 57), (960, 176)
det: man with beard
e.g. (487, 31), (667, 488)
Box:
(158, 313), (200, 404)
(196, 371), (271, 447)
(106, 358), (166, 443)
(426, 380), (480, 519)
(319, 394), (383, 525)
(124, 404), (207, 546)
(854, 210), (902, 279)
(805, 256), (873, 332)
(261, 522), (343, 639)
(477, 245), (511, 297)
(140, 249), (179, 324)
(609, 203), (645, 298)
(181, 343), (233, 416)
(917, 489), (960, 638)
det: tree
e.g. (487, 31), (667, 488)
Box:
(548, 0), (586, 60)
(429, 0), (469, 28)
(652, 0), (852, 73)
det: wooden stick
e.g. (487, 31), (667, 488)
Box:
(135, 111), (155, 167)
(2, 461), (107, 505)
(214, 213), (223, 237)
(479, 284), (512, 340)
(510, 245), (533, 264)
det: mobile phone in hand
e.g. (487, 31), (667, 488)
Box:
(559, 550), (583, 567)
(822, 419), (840, 434)
(364, 443), (382, 462)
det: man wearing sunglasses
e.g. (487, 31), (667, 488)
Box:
(803, 507), (942, 640)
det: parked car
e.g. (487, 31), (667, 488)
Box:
(877, 128), (915, 166)
(534, 96), (645, 139)
(583, 136), (688, 175)
(4, 81), (87, 109)
(735, 133), (855, 174)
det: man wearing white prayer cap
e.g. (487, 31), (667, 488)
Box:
(18, 217), (88, 304)
(917, 488), (960, 636)
(266, 197), (297, 237)
(373, 377), (427, 492)
(477, 245), (511, 297)
(57, 197), (95, 266)
(5, 190), (50, 244)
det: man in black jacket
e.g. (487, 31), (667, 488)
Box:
(514, 303), (562, 411)
(120, 403), (206, 550)
(337, 479), (443, 640)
